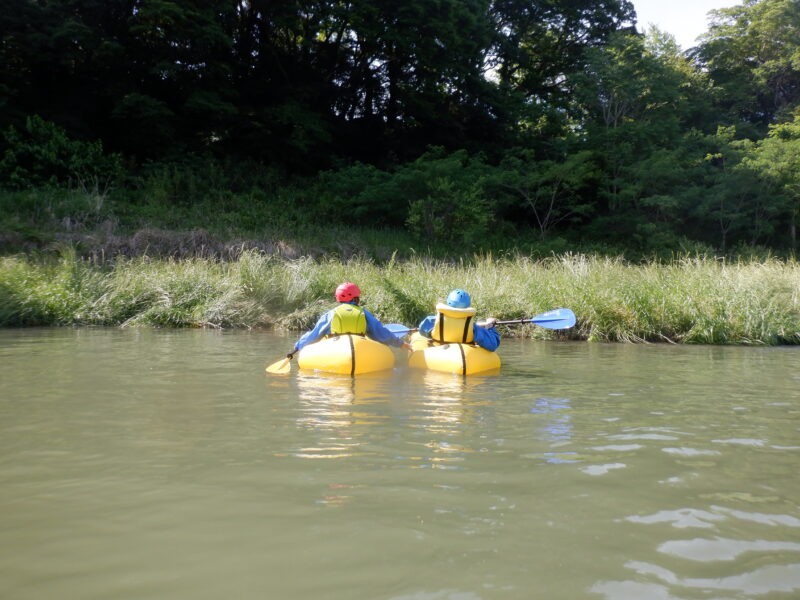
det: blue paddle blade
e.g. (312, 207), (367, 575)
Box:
(385, 323), (413, 337)
(529, 308), (576, 329)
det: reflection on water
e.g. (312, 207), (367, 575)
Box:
(289, 369), (503, 467)
(1, 329), (799, 600)
(294, 370), (392, 428)
(412, 370), (498, 434)
(290, 371), (392, 459)
(530, 397), (578, 464)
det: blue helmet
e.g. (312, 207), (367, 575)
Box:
(446, 289), (471, 309)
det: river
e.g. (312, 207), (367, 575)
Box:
(1, 328), (799, 600)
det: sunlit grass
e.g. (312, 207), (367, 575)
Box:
(1, 251), (798, 345)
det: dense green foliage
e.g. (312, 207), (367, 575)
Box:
(2, 0), (800, 256)
(2, 251), (798, 345)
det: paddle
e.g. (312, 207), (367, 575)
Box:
(385, 323), (418, 336)
(489, 308), (577, 330)
(386, 308), (576, 337)
(265, 351), (296, 374)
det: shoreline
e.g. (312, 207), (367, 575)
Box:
(1, 250), (798, 345)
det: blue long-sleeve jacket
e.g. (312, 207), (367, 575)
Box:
(417, 316), (501, 351)
(293, 302), (405, 352)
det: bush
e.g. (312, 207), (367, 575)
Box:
(406, 176), (491, 245)
(0, 116), (123, 190)
(309, 147), (498, 236)
(310, 162), (396, 225)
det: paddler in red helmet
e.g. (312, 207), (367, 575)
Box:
(291, 282), (412, 354)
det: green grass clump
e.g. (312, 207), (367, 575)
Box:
(0, 249), (105, 325)
(1, 251), (798, 345)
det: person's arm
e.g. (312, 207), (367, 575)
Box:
(418, 316), (435, 338)
(473, 323), (500, 351)
(293, 311), (332, 352)
(364, 310), (407, 348)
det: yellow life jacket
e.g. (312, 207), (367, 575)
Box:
(330, 303), (367, 335)
(430, 303), (476, 344)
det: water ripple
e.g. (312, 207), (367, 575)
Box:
(711, 438), (767, 447)
(390, 590), (484, 600)
(620, 560), (800, 595)
(581, 463), (626, 476)
(712, 505), (800, 528)
(608, 433), (679, 441)
(591, 444), (643, 451)
(661, 447), (721, 457)
(625, 508), (725, 529)
(626, 506), (800, 530)
(658, 537), (800, 561)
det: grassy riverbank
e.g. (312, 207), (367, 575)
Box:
(1, 250), (798, 345)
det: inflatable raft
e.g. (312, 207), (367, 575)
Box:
(297, 334), (395, 375)
(407, 332), (500, 375)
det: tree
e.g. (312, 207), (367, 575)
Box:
(495, 150), (597, 239)
(685, 127), (775, 252)
(694, 0), (800, 129)
(0, 0), (238, 159)
(573, 31), (697, 216)
(489, 0), (636, 108)
(745, 111), (800, 248)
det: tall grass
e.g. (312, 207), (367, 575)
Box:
(1, 251), (798, 345)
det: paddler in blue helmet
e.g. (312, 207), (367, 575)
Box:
(292, 282), (412, 353)
(417, 289), (500, 351)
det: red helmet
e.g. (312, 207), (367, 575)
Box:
(335, 282), (361, 302)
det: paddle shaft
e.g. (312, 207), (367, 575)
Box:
(390, 321), (547, 334)
(490, 318), (559, 326)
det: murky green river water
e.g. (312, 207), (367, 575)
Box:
(1, 328), (799, 600)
